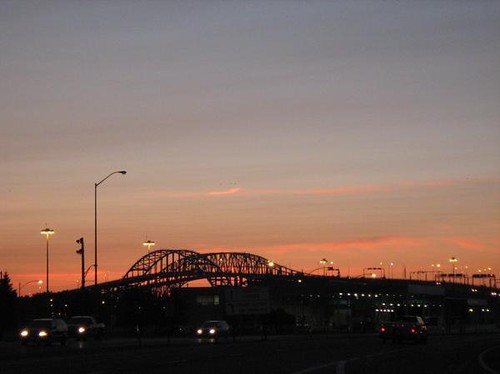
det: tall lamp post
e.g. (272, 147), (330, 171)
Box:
(94, 170), (127, 286)
(18, 280), (43, 297)
(40, 228), (55, 293)
(449, 257), (458, 282)
(143, 240), (155, 253)
(320, 258), (328, 276)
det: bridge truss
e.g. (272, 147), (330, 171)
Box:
(100, 249), (302, 293)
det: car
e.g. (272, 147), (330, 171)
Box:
(19, 318), (69, 345)
(379, 315), (428, 344)
(196, 320), (231, 340)
(67, 316), (105, 340)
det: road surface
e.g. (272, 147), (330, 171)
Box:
(1, 332), (499, 374)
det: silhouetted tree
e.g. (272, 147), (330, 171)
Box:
(0, 271), (17, 339)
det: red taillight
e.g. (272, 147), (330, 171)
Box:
(381, 327), (386, 332)
(410, 328), (416, 334)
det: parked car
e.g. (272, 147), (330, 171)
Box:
(196, 320), (231, 339)
(379, 315), (428, 344)
(67, 316), (105, 340)
(19, 318), (68, 345)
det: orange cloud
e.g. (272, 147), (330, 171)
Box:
(164, 175), (498, 199)
(208, 187), (241, 196)
(166, 185), (388, 198)
(446, 237), (484, 252)
(196, 236), (420, 254)
(330, 236), (421, 250)
(238, 184), (390, 197)
(15, 271), (125, 290)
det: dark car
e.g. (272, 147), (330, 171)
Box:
(380, 315), (428, 344)
(196, 320), (231, 339)
(19, 318), (68, 345)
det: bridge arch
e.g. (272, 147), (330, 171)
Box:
(117, 249), (301, 291)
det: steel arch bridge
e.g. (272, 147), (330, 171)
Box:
(100, 249), (302, 292)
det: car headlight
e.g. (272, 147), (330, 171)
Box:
(196, 329), (203, 335)
(20, 330), (29, 337)
(39, 330), (48, 337)
(209, 329), (216, 335)
(78, 327), (86, 334)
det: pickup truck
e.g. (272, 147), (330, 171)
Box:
(379, 315), (427, 344)
(67, 316), (105, 340)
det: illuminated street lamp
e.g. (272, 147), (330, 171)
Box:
(431, 263), (442, 281)
(94, 170), (127, 286)
(266, 260), (275, 275)
(449, 257), (458, 281)
(320, 258), (328, 276)
(18, 279), (43, 297)
(143, 240), (156, 252)
(309, 258), (335, 276)
(363, 267), (385, 278)
(40, 227), (55, 293)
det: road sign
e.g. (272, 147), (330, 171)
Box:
(225, 287), (271, 315)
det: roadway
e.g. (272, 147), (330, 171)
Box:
(1, 332), (499, 374)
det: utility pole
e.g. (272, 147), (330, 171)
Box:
(76, 237), (85, 289)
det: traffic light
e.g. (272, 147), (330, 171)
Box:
(76, 237), (85, 289)
(76, 237), (84, 255)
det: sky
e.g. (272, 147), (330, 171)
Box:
(1, 0), (499, 293)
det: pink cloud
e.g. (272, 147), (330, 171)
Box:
(446, 237), (484, 252)
(328, 236), (421, 250)
(208, 187), (241, 196)
(198, 236), (420, 254)
(165, 175), (498, 199)
(238, 184), (390, 197)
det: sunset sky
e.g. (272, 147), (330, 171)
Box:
(1, 1), (499, 292)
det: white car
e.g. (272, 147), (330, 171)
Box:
(196, 320), (231, 339)
(19, 318), (68, 345)
(67, 316), (105, 340)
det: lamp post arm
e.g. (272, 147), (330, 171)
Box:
(96, 170), (127, 187)
(306, 267), (325, 275)
(94, 170), (126, 286)
(18, 280), (42, 297)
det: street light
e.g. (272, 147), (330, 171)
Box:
(449, 257), (458, 282)
(431, 263), (442, 281)
(40, 227), (55, 293)
(320, 258), (328, 276)
(18, 280), (43, 297)
(94, 170), (127, 286)
(363, 267), (385, 278)
(307, 259), (334, 276)
(267, 260), (274, 274)
(143, 240), (155, 252)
